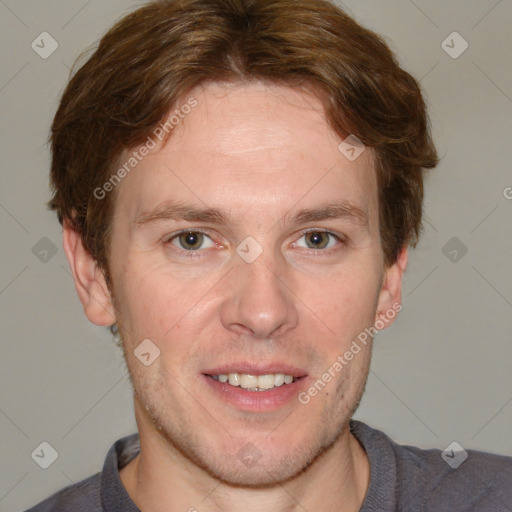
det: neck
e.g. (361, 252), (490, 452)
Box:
(120, 407), (369, 512)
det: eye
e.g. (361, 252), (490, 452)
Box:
(167, 231), (215, 251)
(294, 230), (342, 251)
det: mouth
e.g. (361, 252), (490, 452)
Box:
(206, 372), (299, 391)
(202, 365), (308, 412)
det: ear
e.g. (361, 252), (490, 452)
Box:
(374, 246), (408, 329)
(62, 222), (116, 327)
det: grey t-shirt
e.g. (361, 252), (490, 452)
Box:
(25, 420), (512, 511)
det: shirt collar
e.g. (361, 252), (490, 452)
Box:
(101, 433), (141, 512)
(99, 421), (397, 511)
(350, 420), (397, 511)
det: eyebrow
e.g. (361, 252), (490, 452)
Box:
(133, 200), (368, 227)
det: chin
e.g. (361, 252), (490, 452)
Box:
(151, 412), (346, 488)
(134, 369), (360, 487)
(210, 431), (346, 488)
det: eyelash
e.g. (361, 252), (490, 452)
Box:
(164, 229), (344, 259)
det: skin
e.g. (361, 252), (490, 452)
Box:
(64, 81), (407, 512)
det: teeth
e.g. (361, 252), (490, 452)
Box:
(274, 374), (285, 387)
(257, 374), (275, 390)
(212, 373), (296, 391)
(240, 374), (258, 389)
(228, 373), (240, 386)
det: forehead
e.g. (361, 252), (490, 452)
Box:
(113, 81), (378, 229)
(181, 82), (338, 158)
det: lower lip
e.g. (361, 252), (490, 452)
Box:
(202, 375), (308, 412)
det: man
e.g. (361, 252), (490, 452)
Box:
(27, 0), (512, 511)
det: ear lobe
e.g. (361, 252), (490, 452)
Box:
(374, 247), (408, 328)
(62, 222), (116, 327)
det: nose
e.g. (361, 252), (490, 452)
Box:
(220, 252), (299, 339)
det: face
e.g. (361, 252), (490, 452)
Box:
(76, 82), (404, 486)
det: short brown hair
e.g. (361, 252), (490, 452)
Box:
(49, 0), (438, 277)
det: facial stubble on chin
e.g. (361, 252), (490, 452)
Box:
(120, 345), (372, 489)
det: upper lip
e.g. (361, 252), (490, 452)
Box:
(203, 363), (307, 378)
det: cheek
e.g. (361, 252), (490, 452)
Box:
(299, 262), (382, 335)
(112, 258), (221, 344)
(111, 257), (172, 340)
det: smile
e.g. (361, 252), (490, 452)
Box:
(207, 373), (297, 391)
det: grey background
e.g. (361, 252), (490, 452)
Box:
(1, 0), (511, 510)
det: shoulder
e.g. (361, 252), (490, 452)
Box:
(24, 433), (140, 512)
(351, 420), (512, 511)
(24, 472), (102, 512)
(396, 442), (512, 510)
